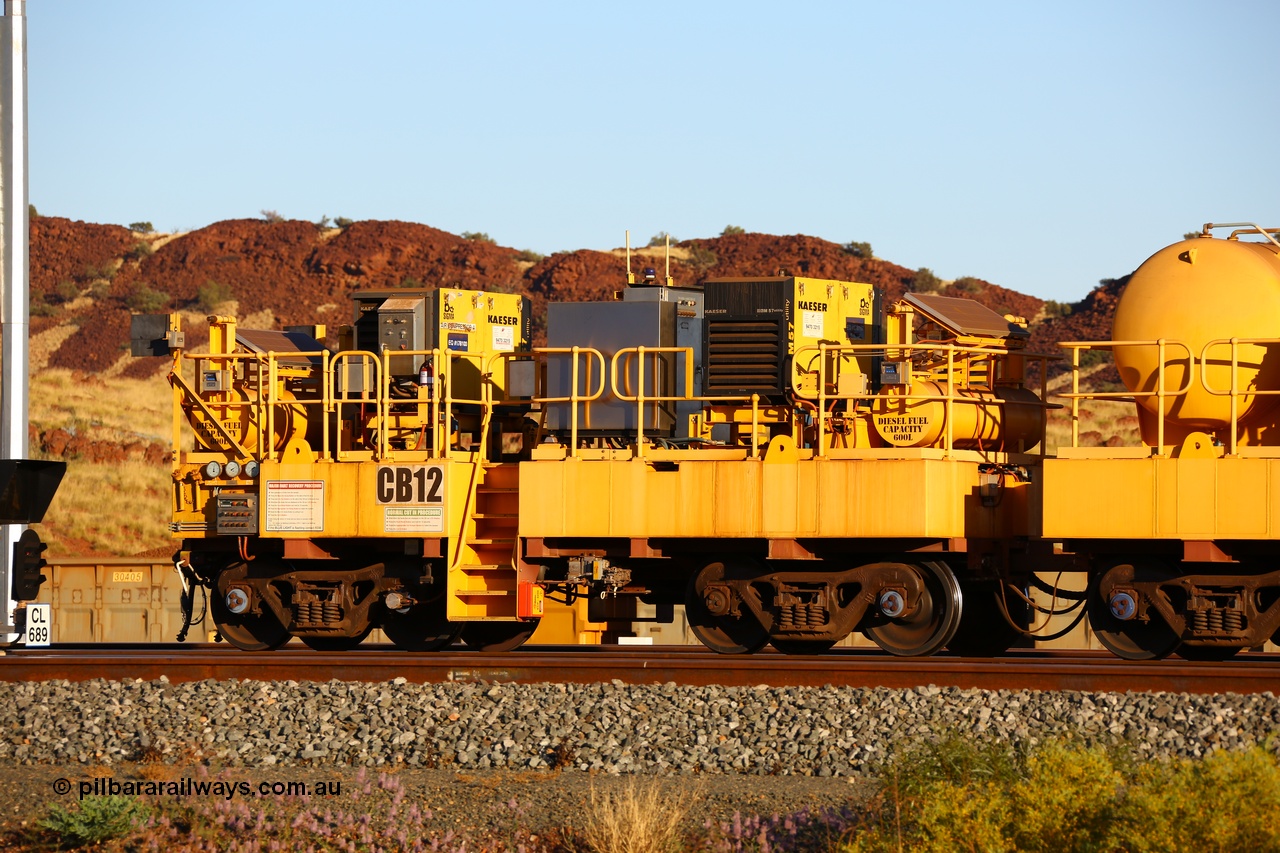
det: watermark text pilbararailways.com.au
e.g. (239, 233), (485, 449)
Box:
(52, 776), (343, 801)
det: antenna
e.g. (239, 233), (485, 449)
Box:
(665, 234), (673, 286)
(626, 230), (635, 285)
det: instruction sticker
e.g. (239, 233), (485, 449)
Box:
(492, 324), (515, 351)
(447, 332), (469, 351)
(264, 480), (325, 532)
(802, 310), (824, 338)
(383, 506), (444, 533)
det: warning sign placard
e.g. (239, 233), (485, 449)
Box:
(264, 480), (324, 532)
(383, 506), (444, 533)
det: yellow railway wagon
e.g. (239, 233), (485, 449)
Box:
(117, 264), (1080, 660)
(1042, 223), (1280, 660)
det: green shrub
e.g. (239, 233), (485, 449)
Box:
(83, 262), (117, 282)
(30, 294), (57, 317)
(399, 276), (423, 289)
(129, 221), (154, 233)
(843, 240), (873, 259)
(647, 231), (676, 248)
(1184, 231), (1202, 240)
(260, 209), (284, 223)
(952, 276), (983, 295)
(461, 231), (495, 243)
(515, 249), (545, 263)
(90, 279), (112, 299)
(126, 283), (170, 313)
(28, 203), (37, 219)
(1043, 299), (1073, 319)
(39, 795), (148, 847)
(128, 240), (154, 260)
(195, 280), (234, 312)
(909, 267), (941, 293)
(721, 225), (745, 236)
(1078, 348), (1113, 369)
(842, 739), (1280, 853)
(53, 280), (79, 303)
(314, 214), (332, 230)
(686, 243), (717, 273)
(334, 216), (354, 228)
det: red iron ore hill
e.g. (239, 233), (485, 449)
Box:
(27, 215), (1124, 375)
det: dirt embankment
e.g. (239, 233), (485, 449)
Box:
(31, 215), (1120, 371)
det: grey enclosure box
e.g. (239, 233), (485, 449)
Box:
(376, 296), (427, 376)
(201, 370), (231, 392)
(622, 286), (704, 439)
(352, 290), (435, 379)
(130, 313), (178, 357)
(546, 301), (677, 435)
(880, 361), (910, 385)
(507, 360), (537, 398)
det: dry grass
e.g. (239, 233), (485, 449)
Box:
(29, 368), (175, 556)
(1041, 363), (1142, 453)
(579, 777), (698, 853)
(32, 459), (171, 556)
(31, 368), (172, 445)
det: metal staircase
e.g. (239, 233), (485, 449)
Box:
(446, 461), (521, 620)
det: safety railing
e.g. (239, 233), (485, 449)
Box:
(176, 345), (622, 465)
(496, 347), (609, 459)
(1198, 337), (1280, 456)
(789, 342), (1056, 458)
(173, 348), (335, 465)
(328, 351), (385, 461)
(608, 345), (764, 458)
(1056, 340), (1194, 452)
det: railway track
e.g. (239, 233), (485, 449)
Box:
(1, 644), (1276, 694)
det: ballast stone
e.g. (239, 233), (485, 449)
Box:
(0, 678), (1276, 775)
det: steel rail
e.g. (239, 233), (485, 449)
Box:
(1, 645), (1276, 694)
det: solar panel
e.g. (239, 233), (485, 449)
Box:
(235, 328), (325, 366)
(903, 292), (1029, 340)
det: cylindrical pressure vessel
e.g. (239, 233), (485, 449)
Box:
(1112, 235), (1280, 440)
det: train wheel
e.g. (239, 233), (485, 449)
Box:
(770, 639), (836, 655)
(301, 624), (374, 651)
(685, 561), (770, 655)
(1088, 562), (1180, 661)
(862, 561), (963, 657)
(947, 579), (1028, 657)
(461, 622), (537, 652)
(382, 589), (462, 652)
(212, 601), (291, 651)
(212, 570), (291, 651)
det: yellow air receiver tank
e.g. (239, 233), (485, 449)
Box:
(1112, 233), (1280, 446)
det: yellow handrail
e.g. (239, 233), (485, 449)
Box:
(1056, 339), (1195, 453)
(789, 341), (1056, 457)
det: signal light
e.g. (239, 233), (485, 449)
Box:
(11, 528), (48, 602)
(0, 460), (65, 524)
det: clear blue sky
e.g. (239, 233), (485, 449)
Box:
(27, 1), (1279, 302)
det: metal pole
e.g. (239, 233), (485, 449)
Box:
(0, 0), (27, 635)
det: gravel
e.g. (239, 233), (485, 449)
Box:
(2, 677), (1278, 775)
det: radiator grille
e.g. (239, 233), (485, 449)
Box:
(705, 318), (783, 393)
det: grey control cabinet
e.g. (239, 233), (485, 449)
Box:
(546, 300), (678, 436)
(621, 285), (704, 439)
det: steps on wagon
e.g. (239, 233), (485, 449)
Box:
(448, 462), (521, 619)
